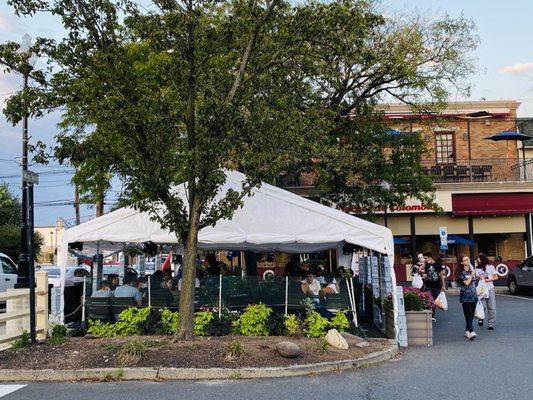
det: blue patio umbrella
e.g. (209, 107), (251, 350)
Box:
(486, 130), (531, 142)
(393, 236), (409, 244)
(486, 130), (532, 178)
(433, 235), (475, 246)
(385, 128), (402, 136)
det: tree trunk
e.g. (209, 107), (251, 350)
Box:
(174, 196), (202, 341)
(74, 184), (81, 225)
(95, 195), (104, 217)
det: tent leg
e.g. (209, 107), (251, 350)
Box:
(350, 277), (358, 328)
(148, 275), (152, 308)
(284, 276), (288, 316)
(218, 274), (222, 319)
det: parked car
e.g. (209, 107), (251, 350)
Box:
(40, 265), (91, 288)
(0, 252), (17, 293)
(507, 256), (533, 294)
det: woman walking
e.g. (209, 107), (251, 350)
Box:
(457, 256), (478, 340)
(476, 254), (497, 330)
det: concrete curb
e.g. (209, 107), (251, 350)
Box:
(0, 342), (398, 382)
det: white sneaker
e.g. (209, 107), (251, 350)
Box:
(465, 331), (470, 338)
(469, 331), (477, 340)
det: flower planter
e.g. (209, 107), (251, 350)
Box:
(406, 310), (433, 346)
(385, 309), (433, 346)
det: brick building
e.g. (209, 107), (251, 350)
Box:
(284, 100), (533, 281)
(379, 100), (533, 281)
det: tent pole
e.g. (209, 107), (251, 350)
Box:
(350, 277), (358, 328)
(346, 278), (355, 325)
(284, 276), (288, 316)
(148, 275), (151, 308)
(81, 276), (86, 322)
(218, 273), (223, 319)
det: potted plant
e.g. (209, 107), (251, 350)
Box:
(384, 287), (434, 346)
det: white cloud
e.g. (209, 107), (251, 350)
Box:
(499, 62), (533, 74)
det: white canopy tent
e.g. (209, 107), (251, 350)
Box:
(57, 170), (398, 338)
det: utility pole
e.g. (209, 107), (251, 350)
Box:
(74, 184), (81, 225)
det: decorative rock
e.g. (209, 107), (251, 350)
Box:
(276, 341), (302, 358)
(355, 341), (370, 348)
(325, 329), (349, 350)
(340, 332), (365, 346)
(84, 334), (100, 340)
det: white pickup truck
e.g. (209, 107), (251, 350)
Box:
(0, 252), (18, 293)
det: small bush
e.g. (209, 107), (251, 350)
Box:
(50, 324), (68, 345)
(222, 340), (245, 362)
(158, 309), (179, 335)
(267, 313), (285, 336)
(403, 292), (424, 312)
(87, 320), (117, 337)
(330, 311), (349, 332)
(113, 307), (152, 336)
(194, 311), (214, 336)
(233, 304), (272, 336)
(284, 314), (300, 336)
(305, 311), (330, 338)
(11, 330), (31, 351)
(204, 319), (232, 336)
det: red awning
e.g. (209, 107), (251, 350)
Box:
(452, 193), (533, 215)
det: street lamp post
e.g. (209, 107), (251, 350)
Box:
(16, 34), (38, 289)
(379, 181), (391, 227)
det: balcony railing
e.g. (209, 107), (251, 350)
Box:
(421, 158), (533, 183)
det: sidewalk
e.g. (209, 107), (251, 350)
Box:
(446, 286), (508, 295)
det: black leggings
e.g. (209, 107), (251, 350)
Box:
(462, 302), (476, 332)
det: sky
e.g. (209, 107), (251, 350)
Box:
(1, 0), (533, 226)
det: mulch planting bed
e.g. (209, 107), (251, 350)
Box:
(0, 336), (390, 370)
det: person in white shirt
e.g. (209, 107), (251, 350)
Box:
(114, 275), (143, 305)
(475, 254), (498, 330)
(301, 273), (321, 296)
(92, 281), (112, 298)
(320, 275), (340, 296)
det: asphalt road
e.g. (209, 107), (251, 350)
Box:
(2, 293), (533, 400)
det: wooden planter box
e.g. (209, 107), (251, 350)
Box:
(406, 310), (433, 346)
(385, 309), (433, 346)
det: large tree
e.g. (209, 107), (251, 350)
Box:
(1, 0), (477, 338)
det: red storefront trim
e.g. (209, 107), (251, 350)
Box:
(452, 192), (533, 215)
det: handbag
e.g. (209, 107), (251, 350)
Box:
(476, 279), (489, 299)
(475, 300), (485, 320)
(435, 291), (448, 311)
(412, 274), (423, 289)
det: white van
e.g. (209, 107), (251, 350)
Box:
(0, 252), (18, 293)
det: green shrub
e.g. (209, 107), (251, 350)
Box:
(117, 339), (148, 366)
(317, 338), (329, 354)
(305, 311), (330, 338)
(232, 304), (272, 336)
(11, 330), (31, 351)
(284, 314), (300, 336)
(330, 311), (349, 332)
(113, 307), (152, 336)
(87, 320), (117, 337)
(87, 307), (152, 337)
(158, 309), (179, 335)
(403, 292), (424, 312)
(50, 324), (68, 345)
(194, 311), (214, 336)
(222, 340), (245, 361)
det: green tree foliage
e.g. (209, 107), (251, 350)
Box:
(0, 184), (43, 260)
(1, 0), (477, 338)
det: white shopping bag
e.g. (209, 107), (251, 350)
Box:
(412, 274), (423, 289)
(476, 279), (489, 299)
(435, 291), (448, 311)
(475, 300), (485, 320)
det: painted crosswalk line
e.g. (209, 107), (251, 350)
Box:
(0, 385), (26, 398)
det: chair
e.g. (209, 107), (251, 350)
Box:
(456, 165), (468, 181)
(471, 165), (485, 181)
(87, 297), (111, 321)
(110, 297), (135, 321)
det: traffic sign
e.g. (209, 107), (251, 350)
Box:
(22, 170), (39, 184)
(439, 226), (448, 247)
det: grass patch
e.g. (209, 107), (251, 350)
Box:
(222, 340), (245, 362)
(103, 368), (124, 382)
(103, 343), (121, 351)
(116, 339), (166, 366)
(188, 343), (200, 352)
(230, 372), (242, 380)
(317, 339), (329, 354)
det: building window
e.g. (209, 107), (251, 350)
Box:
(435, 131), (456, 164)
